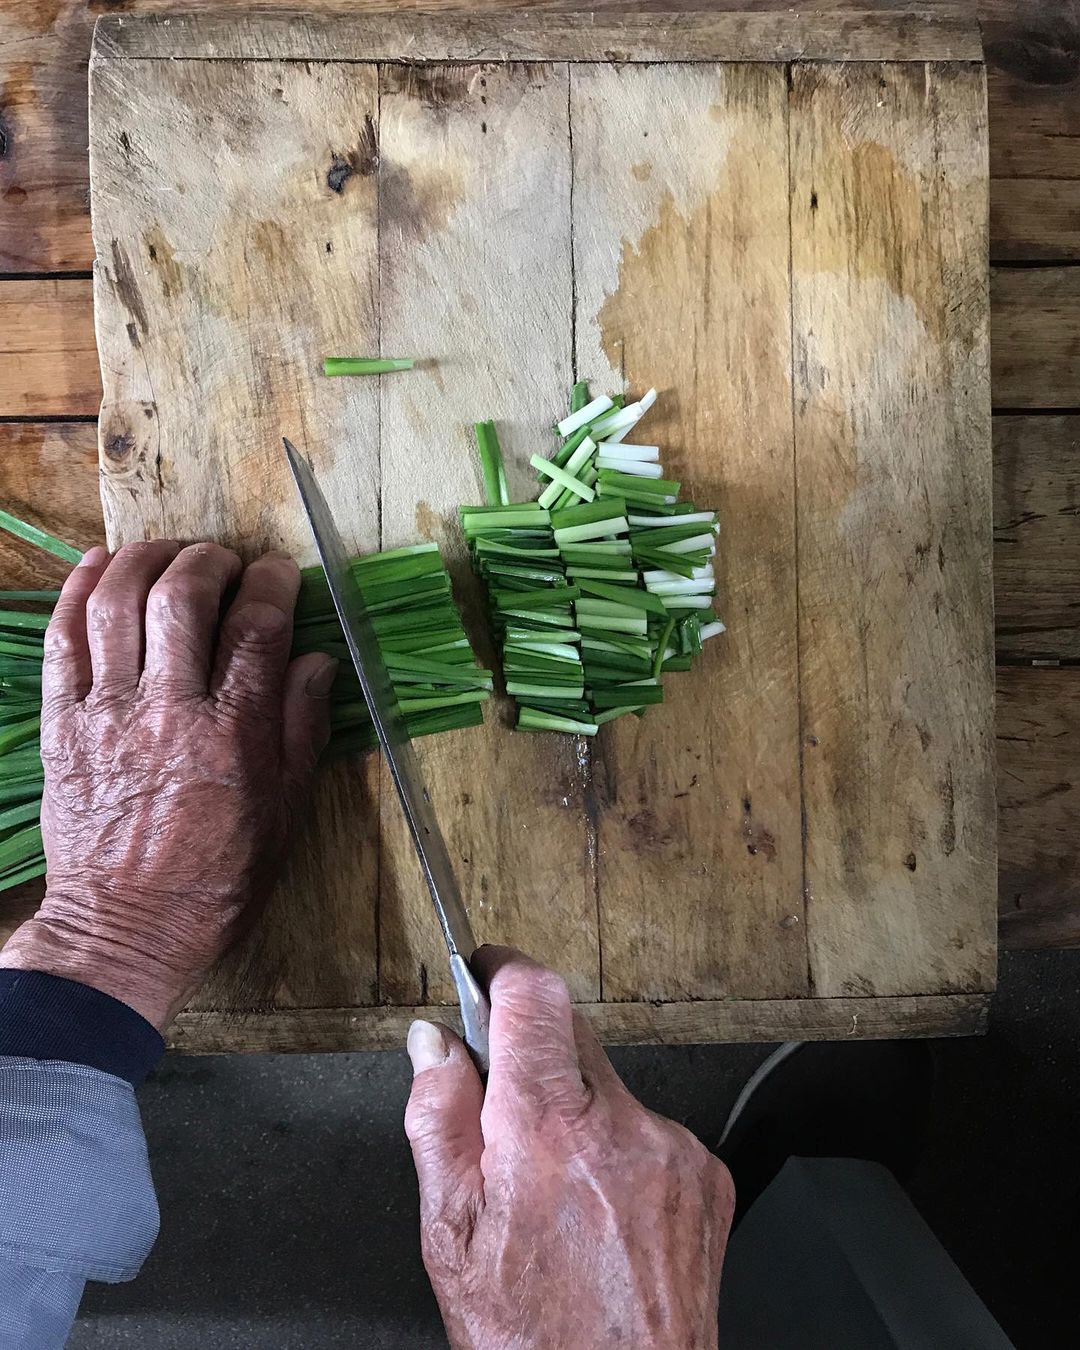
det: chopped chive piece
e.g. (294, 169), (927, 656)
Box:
(556, 394), (613, 438)
(577, 578), (669, 616)
(323, 357), (415, 376)
(592, 684), (664, 709)
(570, 381), (591, 414)
(474, 421), (510, 507)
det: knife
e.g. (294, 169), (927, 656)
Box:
(282, 437), (491, 1073)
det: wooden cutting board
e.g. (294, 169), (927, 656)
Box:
(88, 10), (996, 1051)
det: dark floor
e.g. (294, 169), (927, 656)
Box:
(70, 950), (1079, 1350)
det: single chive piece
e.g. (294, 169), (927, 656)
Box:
(591, 684), (664, 709)
(0, 509), (83, 565)
(595, 457), (664, 479)
(556, 394), (613, 438)
(553, 517), (630, 547)
(475, 421), (509, 508)
(570, 381), (591, 414)
(551, 423), (593, 472)
(530, 455), (595, 503)
(593, 704), (646, 725)
(0, 590), (61, 604)
(629, 510), (716, 528)
(653, 617), (675, 680)
(517, 706), (598, 735)
(323, 357), (416, 376)
(576, 577), (669, 616)
(597, 444), (659, 463)
(699, 620), (726, 642)
(550, 498), (627, 531)
(597, 469), (681, 498)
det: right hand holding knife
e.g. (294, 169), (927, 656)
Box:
(405, 947), (735, 1350)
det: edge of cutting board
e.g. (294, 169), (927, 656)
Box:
(168, 994), (991, 1053)
(91, 10), (984, 65)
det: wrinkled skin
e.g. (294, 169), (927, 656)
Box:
(0, 543), (733, 1343)
(0, 541), (336, 1030)
(405, 948), (735, 1350)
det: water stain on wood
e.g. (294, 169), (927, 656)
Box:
(143, 225), (183, 297)
(110, 237), (149, 335)
(381, 148), (466, 244)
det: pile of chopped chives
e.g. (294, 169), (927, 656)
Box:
(461, 382), (724, 735)
(0, 521), (490, 894)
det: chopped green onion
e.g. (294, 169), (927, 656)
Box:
(556, 394), (613, 438)
(323, 357), (415, 376)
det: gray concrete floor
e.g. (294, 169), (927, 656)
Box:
(70, 951), (1079, 1350)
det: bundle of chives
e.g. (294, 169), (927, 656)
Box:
(463, 386), (724, 734)
(0, 523), (491, 893)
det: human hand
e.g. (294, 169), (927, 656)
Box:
(405, 948), (734, 1350)
(0, 541), (336, 1030)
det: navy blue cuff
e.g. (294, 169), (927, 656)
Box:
(0, 970), (165, 1088)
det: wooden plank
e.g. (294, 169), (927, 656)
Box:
(991, 181), (1080, 264)
(169, 992), (992, 1052)
(10, 2), (1077, 271)
(571, 63), (807, 1001)
(89, 56), (384, 1010)
(998, 667), (1080, 950)
(93, 11), (983, 62)
(992, 269), (1080, 409)
(0, 422), (102, 585)
(0, 279), (99, 416)
(8, 266), (1080, 421)
(791, 62), (997, 998)
(985, 17), (1080, 262)
(375, 61), (599, 1003)
(994, 416), (1080, 661)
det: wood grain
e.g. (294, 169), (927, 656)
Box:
(7, 266), (1080, 421)
(0, 422), (102, 585)
(375, 61), (599, 1003)
(90, 56), (384, 1010)
(992, 269), (1080, 409)
(986, 16), (1080, 262)
(0, 279), (99, 415)
(168, 992), (991, 1052)
(790, 61), (996, 998)
(4, 1), (1073, 271)
(79, 20), (999, 1035)
(571, 62), (807, 1001)
(994, 416), (1080, 661)
(92, 10), (982, 62)
(998, 667), (1080, 950)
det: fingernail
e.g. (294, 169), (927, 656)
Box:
(78, 546), (111, 567)
(304, 657), (339, 697)
(407, 1020), (447, 1074)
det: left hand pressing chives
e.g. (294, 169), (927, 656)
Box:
(0, 542), (337, 1030)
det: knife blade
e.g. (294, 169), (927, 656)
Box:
(282, 437), (490, 1071)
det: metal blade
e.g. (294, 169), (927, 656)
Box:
(281, 438), (479, 964)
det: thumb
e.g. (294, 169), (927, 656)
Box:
(280, 652), (336, 815)
(404, 1021), (485, 1233)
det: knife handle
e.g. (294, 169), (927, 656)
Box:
(450, 953), (490, 1077)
